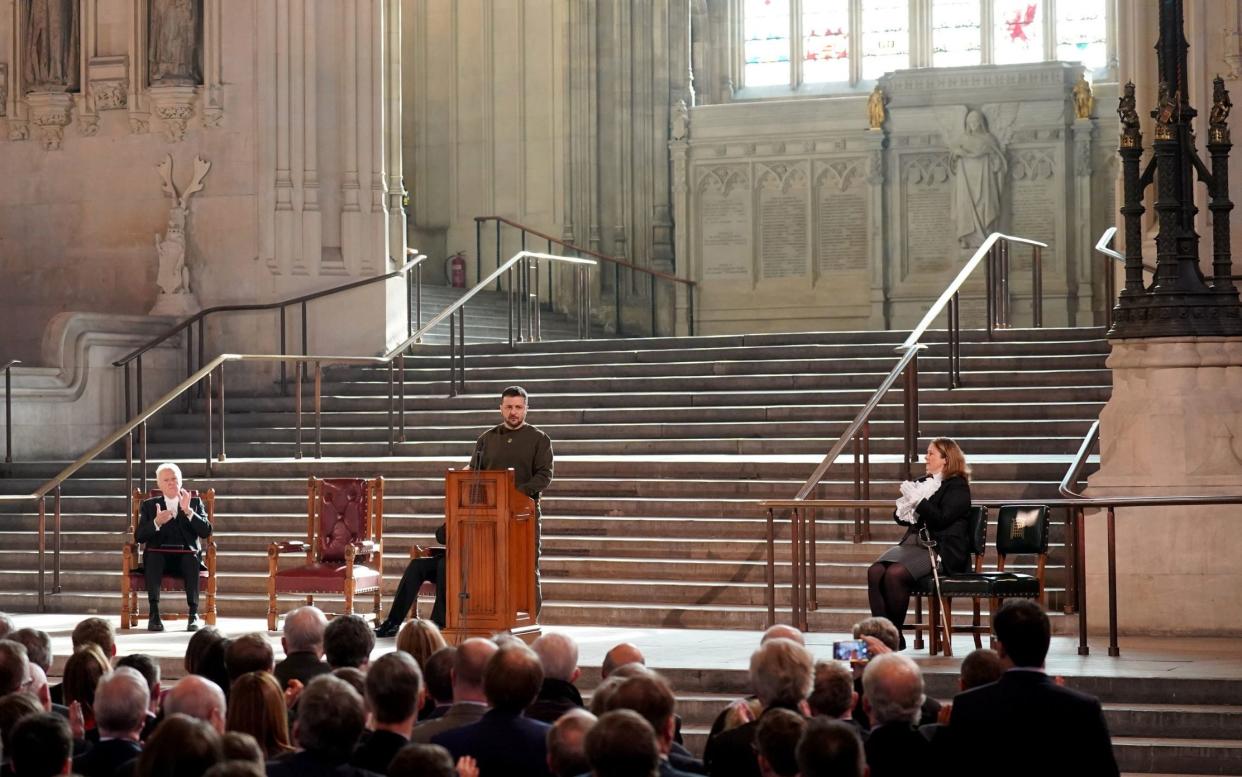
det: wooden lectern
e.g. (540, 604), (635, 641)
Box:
(443, 469), (541, 643)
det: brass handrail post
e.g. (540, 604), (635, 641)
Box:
(862, 420), (872, 542)
(1032, 244), (1044, 327)
(398, 354), (406, 443)
(1107, 506), (1120, 657)
(295, 362), (305, 460)
(204, 369), (213, 476)
(217, 363), (226, 462)
(985, 244), (995, 339)
(1063, 506), (1077, 615)
(37, 497), (45, 612)
(1076, 506), (1090, 655)
(765, 508), (776, 628)
(53, 486), (61, 593)
(3, 361), (16, 464)
(382, 361), (391, 455)
(279, 307), (288, 395)
(314, 361), (323, 459)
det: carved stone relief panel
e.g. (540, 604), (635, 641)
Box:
(756, 161), (810, 281)
(696, 165), (753, 281)
(899, 153), (955, 276)
(813, 159), (869, 275)
(1007, 147), (1060, 272)
(89, 56), (129, 110)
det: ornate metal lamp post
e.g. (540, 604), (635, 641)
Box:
(1111, 0), (1242, 337)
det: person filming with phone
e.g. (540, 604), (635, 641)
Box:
(866, 438), (972, 650)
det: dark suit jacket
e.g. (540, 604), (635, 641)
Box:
(72, 737), (143, 777)
(432, 709), (552, 777)
(350, 729), (407, 775)
(135, 495), (212, 556)
(266, 750), (384, 777)
(947, 670), (1119, 776)
(864, 721), (930, 777)
(704, 705), (802, 777)
(893, 474), (972, 573)
(525, 678), (584, 723)
(274, 651), (331, 690)
(668, 742), (706, 775)
(409, 701), (488, 744)
(660, 760), (703, 777)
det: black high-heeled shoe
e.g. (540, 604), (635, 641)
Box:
(374, 620), (400, 638)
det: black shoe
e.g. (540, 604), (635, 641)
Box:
(375, 620), (400, 638)
(147, 610), (165, 632)
(186, 613), (199, 632)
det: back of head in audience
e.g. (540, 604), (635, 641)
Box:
(136, 713), (223, 777)
(959, 647), (1004, 691)
(185, 627), (225, 675)
(8, 712), (71, 777)
(755, 708), (806, 777)
(605, 673), (676, 750)
(331, 666), (366, 696)
(94, 667), (150, 738)
(586, 709), (660, 777)
(224, 634), (274, 682)
(9, 630), (51, 674)
(532, 632), (581, 684)
(117, 654), (161, 710)
(201, 761), (265, 777)
(63, 643), (110, 715)
(761, 624), (806, 646)
(601, 643), (645, 679)
(366, 651), (423, 725)
(219, 730), (265, 765)
(0, 641), (29, 695)
(750, 638), (813, 709)
(423, 646), (456, 705)
(164, 674), (227, 733)
(453, 638), (497, 701)
(323, 615), (374, 669)
(547, 708), (596, 777)
(861, 653), (924, 727)
(281, 606), (327, 656)
(0, 614), (14, 641)
(852, 616), (900, 651)
(388, 743), (456, 777)
(808, 660), (856, 718)
(0, 692), (43, 755)
(994, 599), (1051, 668)
(796, 717), (865, 777)
(483, 642), (543, 714)
(71, 617), (116, 660)
(396, 619), (447, 669)
(225, 671), (291, 758)
(293, 674), (366, 758)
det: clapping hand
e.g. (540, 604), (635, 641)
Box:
(456, 755), (479, 777)
(155, 506), (174, 527)
(68, 701), (84, 740)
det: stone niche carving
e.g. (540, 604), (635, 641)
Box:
(89, 56), (129, 110)
(25, 91), (73, 150)
(148, 84), (196, 142)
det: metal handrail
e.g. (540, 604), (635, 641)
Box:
(2, 360), (18, 464)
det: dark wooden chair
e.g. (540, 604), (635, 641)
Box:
(910, 505), (987, 655)
(121, 488), (217, 629)
(267, 477), (384, 631)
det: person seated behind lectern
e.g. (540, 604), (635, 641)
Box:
(376, 385), (554, 638)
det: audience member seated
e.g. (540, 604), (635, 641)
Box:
(0, 642), (29, 696)
(849, 616), (940, 729)
(351, 652), (423, 775)
(9, 712), (72, 777)
(808, 661), (864, 741)
(586, 709), (661, 777)
(225, 672), (293, 759)
(919, 647), (1003, 748)
(754, 709), (804, 777)
(600, 643), (645, 679)
(164, 675), (227, 734)
(273, 607), (330, 692)
(861, 654), (930, 777)
(332, 667), (367, 697)
(0, 615), (13, 640)
(72, 619), (118, 662)
(705, 626), (806, 743)
(796, 718), (866, 777)
(947, 600), (1120, 776)
(134, 714), (223, 777)
(9, 631), (51, 682)
(72, 669), (148, 777)
(526, 633), (584, 724)
(395, 620), (447, 671)
(703, 638), (812, 777)
(546, 708), (596, 777)
(324, 616), (375, 670)
(432, 642), (552, 776)
(185, 629), (231, 695)
(386, 745), (458, 777)
(224, 636), (275, 685)
(419, 647), (457, 721)
(604, 672), (701, 776)
(0, 693), (43, 771)
(410, 639), (496, 744)
(203, 761), (265, 777)
(116, 655), (161, 741)
(265, 675), (377, 777)
(63, 644), (111, 742)
(220, 731), (266, 767)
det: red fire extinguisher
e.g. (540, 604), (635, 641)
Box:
(447, 252), (467, 288)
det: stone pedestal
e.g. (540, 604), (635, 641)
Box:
(149, 291), (201, 317)
(1085, 337), (1242, 636)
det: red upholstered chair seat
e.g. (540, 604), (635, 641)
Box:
(273, 562), (382, 594)
(127, 568), (211, 593)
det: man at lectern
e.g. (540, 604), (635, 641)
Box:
(376, 386), (554, 637)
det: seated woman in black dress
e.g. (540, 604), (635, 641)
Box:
(867, 437), (972, 649)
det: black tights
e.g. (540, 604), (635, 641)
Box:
(867, 561), (915, 635)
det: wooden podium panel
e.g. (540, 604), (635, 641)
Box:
(443, 469), (540, 643)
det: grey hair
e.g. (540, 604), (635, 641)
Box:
(853, 616), (900, 652)
(282, 606), (328, 653)
(94, 667), (151, 734)
(531, 632), (579, 683)
(155, 462), (183, 482)
(749, 638), (813, 708)
(861, 653), (924, 726)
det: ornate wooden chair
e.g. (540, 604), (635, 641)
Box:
(121, 488), (217, 629)
(267, 476), (384, 631)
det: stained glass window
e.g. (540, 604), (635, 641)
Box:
(744, 0), (792, 87)
(802, 0), (850, 84)
(861, 0), (910, 80)
(932, 0), (983, 67)
(994, 0), (1044, 65)
(1056, 0), (1108, 71)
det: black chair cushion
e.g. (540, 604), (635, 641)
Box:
(975, 571), (1041, 597)
(937, 574), (994, 596)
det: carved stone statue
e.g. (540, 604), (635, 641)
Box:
(948, 110), (1008, 249)
(671, 99), (689, 141)
(1210, 76), (1232, 142)
(1072, 74), (1094, 119)
(867, 85), (888, 129)
(149, 0), (202, 85)
(23, 0), (79, 92)
(151, 153), (211, 316)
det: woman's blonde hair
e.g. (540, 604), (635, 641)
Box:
(225, 671), (292, 758)
(396, 619), (448, 670)
(931, 437), (970, 482)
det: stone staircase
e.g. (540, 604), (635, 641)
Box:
(412, 284), (587, 345)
